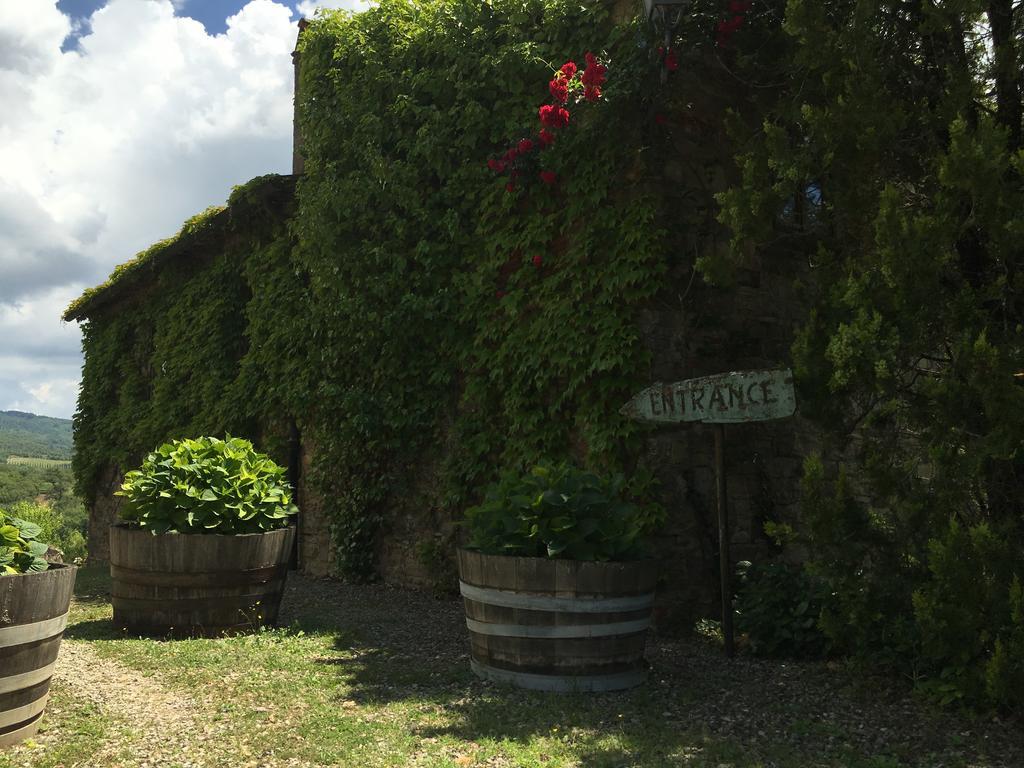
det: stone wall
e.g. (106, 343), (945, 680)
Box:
(87, 463), (125, 563)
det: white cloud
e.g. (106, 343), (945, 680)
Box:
(0, 286), (83, 419)
(295, 0), (372, 18)
(0, 0), (300, 418)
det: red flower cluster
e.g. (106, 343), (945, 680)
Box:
(581, 51), (606, 102)
(539, 104), (570, 129)
(486, 52), (607, 197)
(717, 0), (751, 48)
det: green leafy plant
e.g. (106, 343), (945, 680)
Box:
(117, 436), (298, 535)
(0, 509), (52, 574)
(734, 560), (829, 659)
(5, 500), (87, 563)
(463, 463), (662, 561)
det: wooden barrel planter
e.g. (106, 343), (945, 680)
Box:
(457, 549), (657, 692)
(110, 525), (295, 637)
(0, 565), (77, 748)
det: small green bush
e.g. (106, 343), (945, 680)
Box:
(734, 560), (829, 658)
(463, 463), (661, 562)
(5, 500), (87, 563)
(117, 436), (298, 535)
(0, 509), (53, 574)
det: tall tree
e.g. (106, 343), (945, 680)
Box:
(715, 0), (1024, 708)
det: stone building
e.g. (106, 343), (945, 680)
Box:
(65, 7), (826, 627)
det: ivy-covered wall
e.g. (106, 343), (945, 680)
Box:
(66, 175), (298, 561)
(69, 0), (822, 618)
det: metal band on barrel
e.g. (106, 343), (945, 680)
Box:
(0, 695), (49, 729)
(465, 617), (650, 638)
(0, 662), (58, 695)
(0, 711), (44, 748)
(459, 582), (654, 613)
(0, 613), (68, 646)
(469, 658), (646, 692)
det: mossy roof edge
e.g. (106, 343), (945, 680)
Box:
(64, 174), (296, 323)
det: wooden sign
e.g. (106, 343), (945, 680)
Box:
(620, 368), (795, 425)
(621, 367), (797, 659)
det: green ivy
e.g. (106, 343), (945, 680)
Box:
(69, 174), (298, 509)
(70, 0), (705, 579)
(289, 0), (668, 576)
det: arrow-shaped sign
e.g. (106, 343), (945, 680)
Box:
(620, 368), (796, 425)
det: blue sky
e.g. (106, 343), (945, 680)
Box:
(0, 0), (368, 419)
(57, 0), (306, 42)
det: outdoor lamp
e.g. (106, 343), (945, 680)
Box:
(643, 0), (691, 25)
(644, 0), (690, 78)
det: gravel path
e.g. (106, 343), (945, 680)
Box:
(36, 640), (316, 768)
(281, 575), (1024, 768)
(10, 575), (1024, 767)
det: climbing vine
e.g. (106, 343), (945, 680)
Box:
(290, 0), (673, 576)
(70, 0), (735, 579)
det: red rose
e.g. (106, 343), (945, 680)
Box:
(560, 61), (577, 79)
(504, 147), (518, 162)
(487, 158), (505, 173)
(584, 85), (601, 102)
(540, 104), (570, 128)
(582, 64), (606, 88)
(496, 289), (507, 299)
(539, 170), (558, 185)
(549, 77), (569, 104)
(505, 182), (515, 193)
(532, 254), (543, 267)
(518, 138), (534, 154)
(538, 129), (555, 146)
(665, 48), (679, 71)
(585, 51), (598, 68)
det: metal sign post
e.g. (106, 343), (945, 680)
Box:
(622, 368), (796, 658)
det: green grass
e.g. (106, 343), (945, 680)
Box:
(0, 567), (1012, 768)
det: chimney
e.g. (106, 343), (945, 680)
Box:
(292, 18), (310, 176)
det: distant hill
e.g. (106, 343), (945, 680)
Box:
(0, 411), (73, 460)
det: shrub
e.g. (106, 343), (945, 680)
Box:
(462, 463), (662, 561)
(0, 509), (53, 574)
(734, 560), (829, 658)
(117, 436), (298, 535)
(5, 500), (87, 563)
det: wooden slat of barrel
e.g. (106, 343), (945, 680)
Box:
(109, 525), (295, 637)
(457, 550), (657, 692)
(0, 565), (77, 748)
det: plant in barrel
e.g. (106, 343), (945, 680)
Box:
(0, 510), (77, 748)
(111, 436), (298, 636)
(458, 463), (663, 692)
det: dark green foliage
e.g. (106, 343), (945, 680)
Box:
(463, 463), (662, 561)
(117, 436), (298, 535)
(70, 174), (297, 514)
(0, 509), (52, 574)
(71, 3), (672, 579)
(0, 411), (73, 460)
(290, 0), (667, 576)
(734, 560), (828, 658)
(706, 0), (1024, 712)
